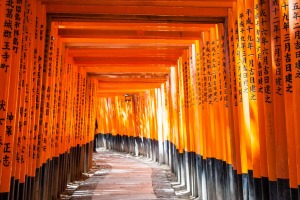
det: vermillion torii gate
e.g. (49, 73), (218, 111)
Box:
(0, 0), (299, 199)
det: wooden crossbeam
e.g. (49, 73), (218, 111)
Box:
(43, 0), (235, 8)
(46, 5), (229, 17)
(58, 22), (216, 32)
(95, 77), (167, 83)
(85, 66), (172, 74)
(49, 14), (225, 24)
(67, 47), (185, 57)
(59, 29), (205, 40)
(75, 60), (177, 66)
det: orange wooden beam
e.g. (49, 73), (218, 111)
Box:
(95, 77), (167, 83)
(67, 48), (183, 58)
(43, 0), (234, 8)
(97, 88), (158, 94)
(96, 91), (147, 98)
(58, 22), (216, 32)
(61, 38), (194, 46)
(45, 5), (229, 17)
(50, 14), (225, 24)
(98, 82), (162, 89)
(67, 47), (185, 55)
(85, 66), (171, 74)
(75, 59), (177, 66)
(74, 56), (178, 62)
(59, 29), (204, 40)
(96, 88), (160, 96)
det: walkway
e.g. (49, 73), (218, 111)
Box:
(93, 149), (158, 199)
(60, 149), (183, 200)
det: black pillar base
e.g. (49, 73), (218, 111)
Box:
(254, 177), (263, 200)
(0, 193), (9, 200)
(291, 187), (299, 200)
(269, 180), (278, 200)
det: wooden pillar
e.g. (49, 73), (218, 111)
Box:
(289, 0), (300, 197)
(0, 0), (25, 199)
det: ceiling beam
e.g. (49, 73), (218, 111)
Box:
(43, 0), (234, 8)
(95, 77), (167, 83)
(59, 29), (204, 40)
(58, 22), (216, 31)
(97, 82), (162, 93)
(49, 14), (225, 24)
(67, 47), (185, 56)
(75, 60), (177, 66)
(70, 53), (182, 58)
(96, 90), (151, 97)
(61, 38), (194, 49)
(86, 66), (171, 74)
(46, 5), (229, 17)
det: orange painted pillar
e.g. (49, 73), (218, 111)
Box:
(41, 22), (58, 165)
(0, 0), (4, 184)
(211, 26), (223, 162)
(278, 0), (298, 190)
(269, 0), (290, 193)
(218, 23), (232, 166)
(85, 77), (92, 146)
(182, 49), (191, 154)
(223, 17), (236, 170)
(202, 31), (214, 161)
(194, 40), (204, 157)
(289, 0), (300, 188)
(243, 0), (262, 181)
(177, 57), (185, 155)
(19, 0), (37, 184)
(190, 44), (199, 156)
(0, 2), (24, 193)
(228, 7), (242, 174)
(257, 1), (277, 197)
(27, 0), (40, 179)
(228, 6), (242, 175)
(54, 40), (64, 158)
(253, 0), (268, 181)
(236, 0), (252, 177)
(200, 32), (210, 161)
(0, 0), (18, 191)
(31, 1), (46, 176)
(169, 66), (180, 154)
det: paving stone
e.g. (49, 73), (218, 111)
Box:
(61, 148), (191, 200)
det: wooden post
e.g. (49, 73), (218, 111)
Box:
(289, 0), (300, 197)
(0, 1), (25, 199)
(257, 1), (278, 199)
(228, 5), (243, 199)
(278, 0), (299, 194)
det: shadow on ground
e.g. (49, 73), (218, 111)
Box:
(60, 149), (195, 200)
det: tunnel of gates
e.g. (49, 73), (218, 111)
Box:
(0, 0), (300, 200)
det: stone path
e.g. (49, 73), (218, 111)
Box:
(92, 149), (157, 200)
(60, 148), (190, 200)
